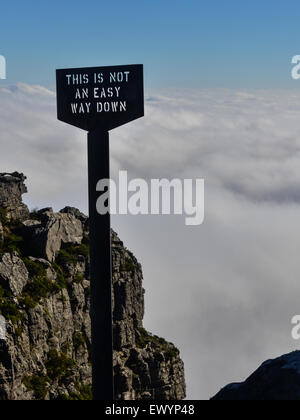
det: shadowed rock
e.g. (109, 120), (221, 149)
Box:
(212, 351), (300, 400)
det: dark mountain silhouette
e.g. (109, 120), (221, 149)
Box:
(212, 351), (300, 400)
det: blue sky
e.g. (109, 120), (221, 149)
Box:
(1, 0), (300, 89)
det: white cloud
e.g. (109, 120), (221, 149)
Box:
(1, 84), (300, 399)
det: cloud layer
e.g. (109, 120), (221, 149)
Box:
(1, 84), (300, 399)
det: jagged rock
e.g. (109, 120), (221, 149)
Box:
(0, 174), (186, 400)
(60, 207), (88, 224)
(25, 209), (84, 262)
(212, 351), (300, 400)
(0, 172), (29, 221)
(0, 252), (28, 296)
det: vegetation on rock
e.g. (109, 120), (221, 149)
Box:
(136, 328), (180, 362)
(45, 350), (77, 382)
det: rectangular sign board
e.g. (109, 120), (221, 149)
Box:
(56, 64), (144, 132)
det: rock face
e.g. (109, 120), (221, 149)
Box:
(0, 172), (186, 400)
(25, 208), (84, 262)
(0, 253), (28, 297)
(212, 351), (300, 400)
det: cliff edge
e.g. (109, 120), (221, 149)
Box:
(0, 172), (186, 400)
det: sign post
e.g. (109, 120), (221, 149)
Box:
(56, 65), (144, 400)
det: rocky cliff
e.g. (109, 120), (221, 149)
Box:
(0, 172), (186, 400)
(212, 351), (300, 400)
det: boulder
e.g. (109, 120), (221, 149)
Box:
(26, 209), (84, 262)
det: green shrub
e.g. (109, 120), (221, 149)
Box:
(0, 285), (24, 326)
(136, 328), (180, 362)
(76, 243), (90, 258)
(45, 350), (76, 381)
(0, 215), (27, 255)
(56, 243), (90, 267)
(23, 258), (46, 278)
(51, 262), (68, 291)
(20, 259), (68, 309)
(56, 249), (77, 266)
(0, 300), (24, 325)
(21, 294), (37, 309)
(123, 257), (135, 273)
(165, 347), (180, 362)
(1, 232), (24, 254)
(54, 243), (89, 288)
(23, 275), (56, 307)
(23, 374), (50, 400)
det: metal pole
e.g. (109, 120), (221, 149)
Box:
(88, 128), (114, 400)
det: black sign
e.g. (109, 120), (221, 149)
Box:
(56, 64), (144, 131)
(56, 63), (145, 400)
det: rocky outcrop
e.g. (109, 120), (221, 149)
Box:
(0, 172), (186, 400)
(24, 208), (84, 262)
(212, 351), (300, 400)
(0, 173), (29, 221)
